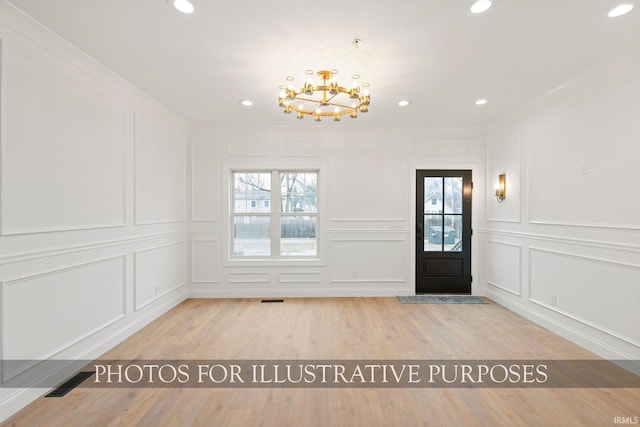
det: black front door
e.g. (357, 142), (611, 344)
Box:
(416, 170), (472, 294)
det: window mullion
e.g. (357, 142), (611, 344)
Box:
(271, 170), (280, 258)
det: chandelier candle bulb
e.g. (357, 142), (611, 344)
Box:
(304, 83), (313, 96)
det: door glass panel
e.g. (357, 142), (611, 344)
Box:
(444, 177), (463, 214)
(424, 215), (443, 251)
(424, 178), (443, 214)
(444, 215), (462, 252)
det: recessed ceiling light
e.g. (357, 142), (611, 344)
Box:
(475, 98), (488, 105)
(398, 100), (411, 107)
(608, 4), (633, 17)
(240, 100), (253, 107)
(172, 0), (195, 14)
(470, 0), (492, 14)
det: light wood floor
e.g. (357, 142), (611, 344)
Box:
(3, 297), (639, 426)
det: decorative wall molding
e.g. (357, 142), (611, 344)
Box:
(486, 240), (521, 296)
(413, 139), (474, 158)
(528, 220), (640, 231)
(133, 241), (186, 311)
(190, 135), (220, 222)
(480, 228), (640, 253)
(1, 44), (128, 235)
(485, 290), (640, 368)
(330, 238), (408, 284)
(485, 121), (521, 224)
(527, 246), (640, 348)
(133, 111), (187, 226)
(0, 3), (189, 130)
(278, 140), (322, 157)
(227, 138), (270, 157)
(528, 246), (640, 279)
(486, 218), (521, 224)
(481, 42), (640, 134)
(0, 231), (186, 265)
(279, 271), (322, 283)
(330, 279), (406, 284)
(1, 256), (127, 364)
(0, 7), (189, 421)
(528, 297), (640, 350)
(191, 239), (219, 284)
(227, 272), (270, 284)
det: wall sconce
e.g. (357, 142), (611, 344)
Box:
(495, 173), (506, 202)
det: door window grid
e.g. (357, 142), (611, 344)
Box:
(423, 177), (463, 252)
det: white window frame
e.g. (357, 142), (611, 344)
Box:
(230, 169), (319, 261)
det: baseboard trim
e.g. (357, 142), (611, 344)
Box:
(485, 290), (640, 375)
(188, 287), (412, 299)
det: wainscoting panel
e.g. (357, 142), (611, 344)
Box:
(227, 132), (269, 157)
(329, 142), (407, 222)
(2, 256), (126, 361)
(413, 139), (474, 158)
(279, 271), (322, 284)
(486, 123), (521, 223)
(191, 135), (220, 222)
(278, 140), (323, 157)
(134, 112), (186, 225)
(486, 240), (521, 296)
(330, 238), (407, 283)
(528, 73), (640, 229)
(134, 242), (186, 310)
(191, 240), (218, 283)
(1, 45), (126, 234)
(227, 272), (270, 284)
(529, 247), (640, 346)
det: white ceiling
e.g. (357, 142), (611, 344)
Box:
(7, 0), (640, 128)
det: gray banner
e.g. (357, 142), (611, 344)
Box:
(2, 359), (640, 389)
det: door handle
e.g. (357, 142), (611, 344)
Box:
(416, 223), (424, 240)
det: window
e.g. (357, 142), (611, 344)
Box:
(232, 171), (318, 258)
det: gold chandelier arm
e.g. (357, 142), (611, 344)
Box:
(294, 97), (323, 104)
(325, 92), (340, 103)
(293, 92), (355, 107)
(323, 101), (359, 109)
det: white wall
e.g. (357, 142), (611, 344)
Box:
(481, 44), (640, 370)
(0, 3), (188, 420)
(189, 126), (485, 298)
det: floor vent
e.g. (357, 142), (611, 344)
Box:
(45, 371), (94, 397)
(261, 299), (284, 303)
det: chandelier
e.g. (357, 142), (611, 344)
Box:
(278, 69), (370, 121)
